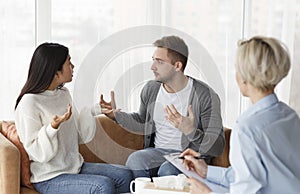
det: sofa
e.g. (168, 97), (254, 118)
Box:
(0, 115), (231, 194)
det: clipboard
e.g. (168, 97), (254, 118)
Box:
(164, 153), (229, 193)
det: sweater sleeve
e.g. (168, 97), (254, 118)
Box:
(187, 84), (225, 157)
(76, 106), (97, 144)
(115, 81), (154, 132)
(15, 98), (59, 163)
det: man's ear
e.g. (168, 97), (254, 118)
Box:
(174, 61), (183, 72)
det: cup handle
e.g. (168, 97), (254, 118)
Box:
(130, 180), (135, 193)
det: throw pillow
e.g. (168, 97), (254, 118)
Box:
(1, 121), (34, 190)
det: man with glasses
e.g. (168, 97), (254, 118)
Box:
(100, 35), (224, 178)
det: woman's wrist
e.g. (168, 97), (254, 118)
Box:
(51, 121), (59, 129)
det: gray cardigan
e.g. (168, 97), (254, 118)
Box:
(115, 77), (225, 157)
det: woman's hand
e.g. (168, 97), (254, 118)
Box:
(181, 148), (208, 178)
(51, 104), (72, 129)
(186, 177), (212, 194)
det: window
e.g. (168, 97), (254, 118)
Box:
(0, 1), (35, 119)
(51, 0), (243, 127)
(2, 0), (300, 129)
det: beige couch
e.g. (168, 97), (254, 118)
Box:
(0, 115), (230, 194)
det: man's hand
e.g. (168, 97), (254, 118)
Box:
(51, 104), (72, 129)
(165, 104), (194, 135)
(186, 177), (212, 194)
(100, 91), (119, 120)
(181, 148), (208, 178)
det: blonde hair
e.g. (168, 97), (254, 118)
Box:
(236, 36), (291, 92)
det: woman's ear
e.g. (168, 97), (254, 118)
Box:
(55, 71), (61, 80)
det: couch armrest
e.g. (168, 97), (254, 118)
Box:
(79, 115), (144, 165)
(211, 127), (231, 167)
(0, 132), (21, 194)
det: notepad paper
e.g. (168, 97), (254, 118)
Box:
(164, 153), (229, 193)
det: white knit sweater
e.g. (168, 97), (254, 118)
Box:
(15, 87), (97, 183)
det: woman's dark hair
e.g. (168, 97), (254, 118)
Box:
(15, 43), (69, 109)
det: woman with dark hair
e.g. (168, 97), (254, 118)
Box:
(15, 43), (132, 194)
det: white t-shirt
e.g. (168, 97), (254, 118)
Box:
(154, 78), (193, 151)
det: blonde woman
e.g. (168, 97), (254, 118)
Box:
(178, 36), (300, 194)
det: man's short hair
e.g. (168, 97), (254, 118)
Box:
(153, 35), (189, 71)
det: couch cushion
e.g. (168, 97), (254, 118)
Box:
(1, 121), (34, 190)
(0, 131), (21, 194)
(79, 115), (144, 165)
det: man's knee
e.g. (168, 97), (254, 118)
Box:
(158, 162), (181, 177)
(126, 152), (141, 167)
(126, 150), (149, 169)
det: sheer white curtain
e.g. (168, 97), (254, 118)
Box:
(240, 0), (300, 115)
(1, 0), (300, 128)
(289, 7), (300, 115)
(0, 1), (35, 120)
(51, 0), (243, 128)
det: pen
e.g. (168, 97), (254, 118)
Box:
(177, 155), (207, 160)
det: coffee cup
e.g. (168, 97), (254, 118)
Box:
(129, 177), (151, 193)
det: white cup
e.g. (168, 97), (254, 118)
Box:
(129, 177), (151, 194)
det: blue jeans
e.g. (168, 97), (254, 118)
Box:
(125, 148), (181, 179)
(158, 161), (182, 176)
(33, 162), (132, 194)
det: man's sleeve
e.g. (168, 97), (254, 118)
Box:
(114, 82), (149, 132)
(188, 89), (225, 157)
